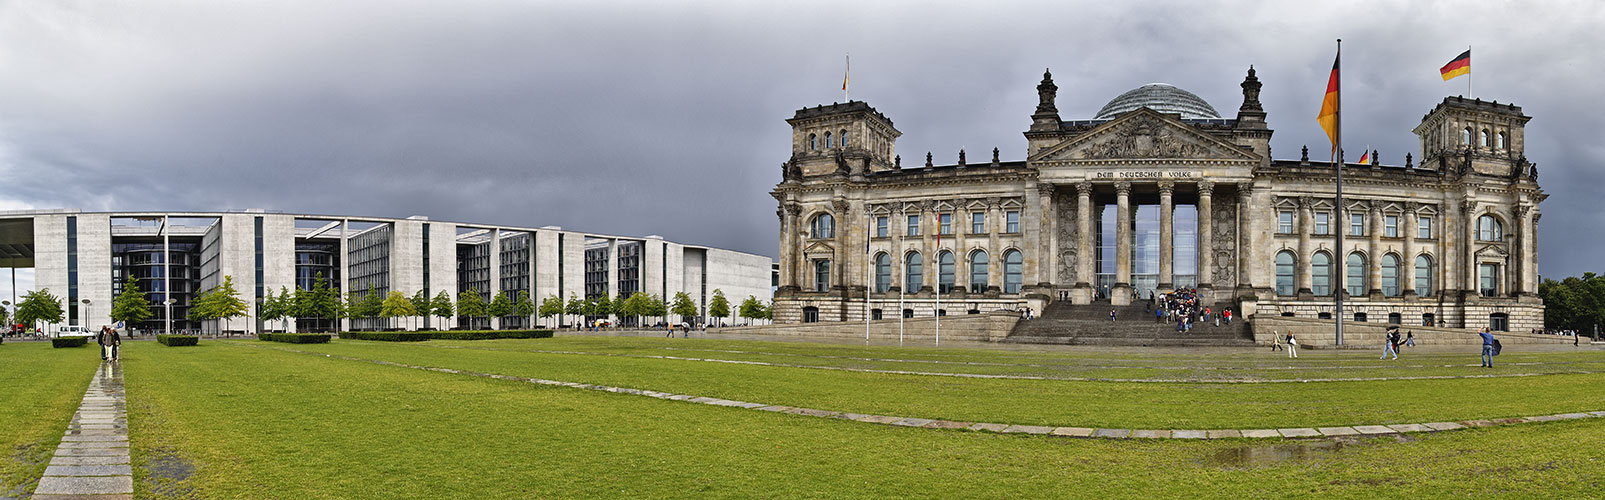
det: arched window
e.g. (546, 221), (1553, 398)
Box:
(1480, 129), (1490, 147)
(1311, 251), (1333, 296)
(1497, 131), (1507, 149)
(969, 250), (989, 293)
(874, 252), (891, 293)
(1347, 252), (1367, 297)
(1275, 251), (1296, 296)
(1462, 128), (1472, 144)
(1478, 215), (1502, 241)
(840, 129), (848, 147)
(1003, 250), (1023, 294)
(811, 213), (834, 239)
(937, 251), (955, 294)
(905, 252), (923, 292)
(824, 131), (833, 148)
(1415, 255), (1434, 297)
(808, 133), (817, 150)
(1380, 254), (1401, 297)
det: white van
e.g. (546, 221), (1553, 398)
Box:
(56, 326), (95, 339)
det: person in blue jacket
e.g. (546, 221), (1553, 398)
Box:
(1479, 327), (1496, 368)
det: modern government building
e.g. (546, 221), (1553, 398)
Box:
(0, 212), (772, 333)
(772, 66), (1545, 332)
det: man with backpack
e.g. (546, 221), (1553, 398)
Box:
(1479, 328), (1496, 368)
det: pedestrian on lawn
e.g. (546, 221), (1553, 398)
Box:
(1286, 332), (1298, 358)
(1381, 328), (1399, 360)
(1405, 330), (1415, 347)
(1479, 327), (1496, 367)
(1270, 330), (1283, 351)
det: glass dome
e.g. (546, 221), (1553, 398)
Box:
(1094, 83), (1221, 120)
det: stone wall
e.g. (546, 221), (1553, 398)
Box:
(1253, 316), (1572, 349)
(716, 310), (1019, 343)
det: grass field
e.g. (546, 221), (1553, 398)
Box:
(96, 336), (1605, 498)
(0, 342), (100, 496)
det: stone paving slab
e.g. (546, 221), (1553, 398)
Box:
(1459, 419), (1498, 427)
(1352, 425), (1397, 435)
(1002, 425), (1054, 435)
(44, 465), (132, 476)
(855, 415), (903, 424)
(1206, 430), (1243, 439)
(1387, 424), (1428, 433)
(755, 405), (793, 412)
(50, 456), (130, 466)
(1240, 429), (1281, 439)
(62, 434), (128, 442)
(1555, 413), (1593, 420)
(787, 408), (841, 418)
(1277, 428), (1321, 438)
(1589, 411), (1605, 417)
(968, 423), (1008, 432)
(29, 495), (134, 500)
(33, 476), (133, 495)
(1424, 422), (1465, 431)
(1171, 430), (1207, 439)
(1091, 429), (1130, 438)
(53, 447), (128, 457)
(1130, 430), (1171, 439)
(1051, 427), (1095, 437)
(923, 420), (972, 430)
(56, 441), (128, 449)
(892, 418), (935, 427)
(1316, 427), (1360, 436)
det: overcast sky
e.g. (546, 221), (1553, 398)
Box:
(0, 0), (1601, 301)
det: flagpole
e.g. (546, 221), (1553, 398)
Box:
(843, 54), (850, 102)
(1334, 38), (1346, 347)
(865, 211), (872, 344)
(935, 232), (941, 346)
(1467, 45), (1472, 98)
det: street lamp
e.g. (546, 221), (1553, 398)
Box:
(165, 298), (177, 334)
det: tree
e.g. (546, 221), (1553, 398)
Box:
(410, 290), (431, 330)
(307, 272), (341, 332)
(565, 294), (586, 329)
(430, 290), (454, 329)
(15, 288), (64, 332)
(619, 292), (649, 328)
(458, 289), (487, 330)
(671, 291), (697, 326)
(361, 285), (384, 329)
(1541, 273), (1605, 337)
(345, 290), (363, 329)
(379, 290), (417, 329)
(593, 294), (613, 326)
(707, 289), (729, 328)
(538, 294), (564, 328)
(258, 288), (282, 332)
(272, 285), (294, 331)
(738, 295), (763, 326)
(203, 275), (249, 334)
(489, 291), (515, 329)
(111, 277), (155, 328)
(647, 294), (668, 324)
(514, 290), (536, 329)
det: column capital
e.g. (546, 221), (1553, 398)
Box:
(1114, 181), (1132, 196)
(1367, 202), (1382, 216)
(832, 199), (850, 213)
(1236, 181), (1255, 198)
(1197, 180), (1214, 195)
(1297, 196), (1315, 210)
(1404, 201), (1421, 214)
(1076, 181), (1094, 194)
(1460, 199), (1478, 215)
(1516, 204), (1533, 219)
(1037, 183), (1056, 197)
(986, 196), (1001, 208)
(1157, 180), (1175, 196)
(785, 204), (802, 217)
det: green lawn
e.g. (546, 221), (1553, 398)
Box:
(261, 337), (1605, 429)
(0, 342), (101, 495)
(119, 339), (1605, 498)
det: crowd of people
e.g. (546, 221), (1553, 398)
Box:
(1144, 288), (1232, 335)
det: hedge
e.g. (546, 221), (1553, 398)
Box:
(430, 330), (554, 340)
(157, 334), (200, 347)
(260, 333), (332, 344)
(52, 337), (88, 348)
(343, 331), (433, 342)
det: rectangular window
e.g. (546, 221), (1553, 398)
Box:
(814, 259), (830, 292)
(1418, 217), (1432, 239)
(971, 212), (985, 234)
(938, 213), (952, 235)
(1350, 213), (1364, 236)
(1314, 212), (1330, 235)
(1480, 263), (1498, 297)
(1277, 211), (1293, 234)
(1384, 215), (1398, 237)
(1005, 211), (1020, 233)
(875, 216), (888, 237)
(906, 215), (920, 237)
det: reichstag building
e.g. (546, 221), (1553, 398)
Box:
(772, 67), (1544, 332)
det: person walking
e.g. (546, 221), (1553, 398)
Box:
(1381, 329), (1399, 360)
(1110, 309), (1116, 322)
(97, 326), (110, 360)
(1286, 332), (1298, 358)
(1479, 327), (1496, 368)
(1405, 330), (1415, 347)
(1223, 309), (1232, 325)
(1270, 330), (1283, 351)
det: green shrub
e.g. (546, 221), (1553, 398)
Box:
(157, 334), (200, 347)
(429, 329), (553, 340)
(258, 333), (273, 341)
(52, 337), (88, 348)
(345, 331), (432, 342)
(265, 333), (331, 344)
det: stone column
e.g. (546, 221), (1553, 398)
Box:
(1296, 197), (1313, 296)
(1113, 181), (1133, 305)
(1368, 203), (1382, 297)
(1462, 200), (1478, 300)
(1074, 182), (1094, 303)
(922, 200), (936, 293)
(1236, 183), (1255, 294)
(1157, 181), (1174, 291)
(1196, 181), (1214, 292)
(892, 206), (905, 293)
(1514, 204), (1532, 296)
(833, 199), (850, 293)
(986, 199), (1002, 292)
(489, 227), (502, 330)
(1403, 202), (1419, 299)
(1038, 184), (1056, 288)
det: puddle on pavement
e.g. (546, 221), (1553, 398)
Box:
(143, 447), (199, 500)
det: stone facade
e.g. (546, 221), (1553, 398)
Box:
(773, 68), (1545, 332)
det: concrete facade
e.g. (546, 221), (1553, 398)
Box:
(772, 68), (1545, 332)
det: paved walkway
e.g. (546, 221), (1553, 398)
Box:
(31, 361), (132, 499)
(253, 343), (1605, 441)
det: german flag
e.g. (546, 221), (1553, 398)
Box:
(1440, 50), (1470, 81)
(1316, 53), (1339, 150)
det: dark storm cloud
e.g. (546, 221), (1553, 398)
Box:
(0, 0), (1601, 277)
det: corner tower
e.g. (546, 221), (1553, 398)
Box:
(1413, 97), (1532, 177)
(783, 101), (901, 179)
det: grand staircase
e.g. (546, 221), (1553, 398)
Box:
(1004, 299), (1255, 346)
